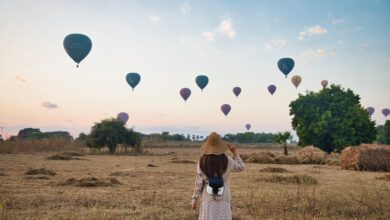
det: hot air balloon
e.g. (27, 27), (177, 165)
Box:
(126, 73), (141, 90)
(195, 75), (209, 91)
(268, 84), (276, 95)
(382, 108), (390, 117)
(63, 34), (92, 67)
(245, 124), (251, 131)
(117, 112), (129, 123)
(321, 80), (328, 88)
(221, 104), (231, 116)
(180, 88), (191, 102)
(233, 87), (241, 97)
(291, 75), (302, 88)
(366, 107), (375, 116)
(277, 58), (295, 78)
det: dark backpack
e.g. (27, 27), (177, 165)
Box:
(207, 176), (224, 196)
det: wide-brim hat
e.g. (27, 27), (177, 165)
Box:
(200, 132), (228, 156)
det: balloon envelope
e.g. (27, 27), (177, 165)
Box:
(117, 112), (129, 123)
(366, 107), (375, 116)
(180, 88), (191, 102)
(268, 84), (276, 95)
(221, 104), (231, 116)
(382, 108), (390, 117)
(291, 75), (302, 88)
(126, 73), (141, 90)
(277, 58), (295, 78)
(233, 87), (241, 97)
(195, 75), (209, 91)
(321, 80), (328, 88)
(245, 124), (251, 131)
(63, 34), (92, 67)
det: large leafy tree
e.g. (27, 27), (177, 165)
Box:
(289, 85), (376, 153)
(89, 118), (128, 153)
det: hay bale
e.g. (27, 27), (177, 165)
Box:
(59, 177), (121, 187)
(62, 152), (84, 157)
(24, 175), (50, 180)
(275, 155), (300, 164)
(341, 144), (390, 171)
(259, 167), (289, 173)
(376, 175), (390, 181)
(170, 159), (195, 164)
(147, 164), (158, 167)
(324, 152), (341, 166)
(296, 146), (327, 164)
(109, 171), (135, 177)
(242, 152), (275, 164)
(25, 168), (56, 176)
(257, 174), (318, 185)
(47, 154), (73, 160)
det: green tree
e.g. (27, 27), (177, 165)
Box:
(123, 129), (142, 153)
(273, 132), (292, 155)
(89, 118), (128, 153)
(0, 134), (3, 143)
(289, 85), (376, 153)
(378, 120), (390, 144)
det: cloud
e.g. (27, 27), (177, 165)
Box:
(41, 101), (58, 109)
(263, 39), (287, 51)
(149, 15), (160, 24)
(180, 2), (190, 14)
(317, 48), (336, 56)
(298, 25), (328, 40)
(360, 44), (368, 49)
(202, 18), (236, 42)
(202, 31), (215, 42)
(16, 75), (26, 82)
(217, 18), (236, 38)
(297, 48), (335, 62)
(331, 18), (344, 25)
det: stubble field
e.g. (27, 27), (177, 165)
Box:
(1, 146), (390, 220)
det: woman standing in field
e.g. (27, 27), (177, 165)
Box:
(191, 132), (245, 220)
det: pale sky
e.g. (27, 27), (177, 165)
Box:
(0, 0), (389, 138)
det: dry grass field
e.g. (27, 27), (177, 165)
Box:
(1, 145), (390, 220)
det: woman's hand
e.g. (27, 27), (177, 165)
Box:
(192, 202), (197, 210)
(227, 143), (238, 156)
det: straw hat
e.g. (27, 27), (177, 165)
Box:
(200, 132), (229, 155)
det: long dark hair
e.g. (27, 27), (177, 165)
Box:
(199, 154), (228, 178)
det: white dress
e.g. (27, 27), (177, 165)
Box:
(192, 156), (245, 220)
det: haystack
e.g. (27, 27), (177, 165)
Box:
(324, 152), (341, 166)
(275, 155), (300, 164)
(296, 146), (327, 164)
(243, 152), (275, 164)
(341, 144), (390, 171)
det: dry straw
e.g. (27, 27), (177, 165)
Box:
(341, 144), (390, 171)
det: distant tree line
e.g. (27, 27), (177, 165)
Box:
(7, 128), (72, 141)
(223, 132), (276, 143)
(142, 132), (205, 142)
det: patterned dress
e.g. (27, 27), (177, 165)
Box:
(192, 155), (245, 220)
